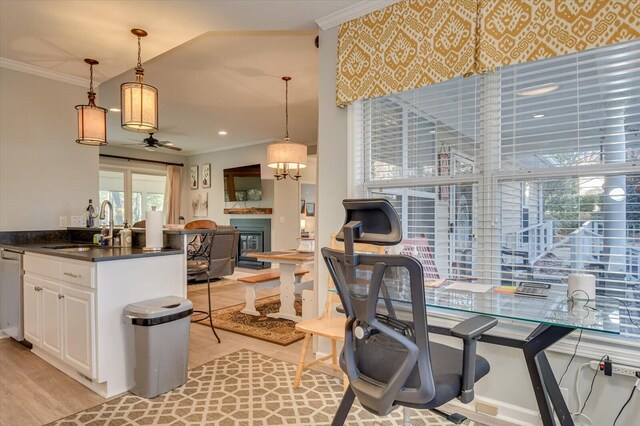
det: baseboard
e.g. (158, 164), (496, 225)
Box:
(441, 395), (541, 426)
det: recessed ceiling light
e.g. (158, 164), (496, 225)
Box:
(533, 114), (545, 118)
(517, 84), (559, 96)
(109, 107), (121, 112)
(218, 130), (227, 135)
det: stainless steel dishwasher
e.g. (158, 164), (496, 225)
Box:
(0, 247), (24, 341)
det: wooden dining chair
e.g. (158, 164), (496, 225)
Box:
(292, 234), (384, 390)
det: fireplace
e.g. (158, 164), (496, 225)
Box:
(230, 219), (271, 269)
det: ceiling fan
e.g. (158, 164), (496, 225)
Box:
(131, 133), (182, 152)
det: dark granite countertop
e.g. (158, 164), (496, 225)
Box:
(0, 230), (182, 262)
(66, 227), (217, 235)
(0, 241), (182, 262)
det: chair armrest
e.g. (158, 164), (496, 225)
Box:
(450, 315), (497, 403)
(451, 315), (497, 340)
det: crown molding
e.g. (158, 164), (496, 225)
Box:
(315, 0), (399, 30)
(0, 57), (94, 88)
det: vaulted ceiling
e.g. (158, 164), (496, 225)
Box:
(0, 0), (363, 155)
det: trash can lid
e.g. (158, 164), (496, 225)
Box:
(123, 296), (193, 319)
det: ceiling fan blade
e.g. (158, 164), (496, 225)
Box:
(156, 141), (174, 146)
(160, 145), (182, 151)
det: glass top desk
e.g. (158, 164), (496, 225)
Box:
(339, 282), (621, 426)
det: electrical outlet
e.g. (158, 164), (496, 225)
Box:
(589, 359), (639, 377)
(279, 216), (285, 223)
(59, 216), (68, 227)
(70, 215), (85, 227)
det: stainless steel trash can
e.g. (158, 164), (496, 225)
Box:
(123, 296), (193, 398)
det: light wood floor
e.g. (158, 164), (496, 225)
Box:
(0, 276), (335, 426)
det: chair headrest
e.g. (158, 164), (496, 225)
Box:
(335, 199), (402, 246)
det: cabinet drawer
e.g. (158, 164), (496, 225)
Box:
(24, 255), (59, 280)
(59, 262), (94, 288)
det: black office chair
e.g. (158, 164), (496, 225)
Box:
(321, 199), (497, 425)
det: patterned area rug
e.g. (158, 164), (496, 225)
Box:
(197, 296), (305, 346)
(49, 349), (478, 426)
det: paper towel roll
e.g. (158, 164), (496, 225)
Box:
(567, 274), (596, 305)
(145, 208), (163, 251)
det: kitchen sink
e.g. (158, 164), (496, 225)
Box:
(55, 247), (93, 252)
(49, 244), (98, 252)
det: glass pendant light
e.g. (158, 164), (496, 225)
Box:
(75, 59), (107, 145)
(121, 28), (158, 132)
(267, 76), (307, 180)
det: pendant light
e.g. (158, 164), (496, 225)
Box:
(120, 28), (158, 132)
(267, 76), (307, 180)
(75, 59), (107, 145)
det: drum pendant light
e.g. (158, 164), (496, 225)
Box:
(75, 59), (107, 146)
(121, 28), (158, 132)
(267, 76), (307, 180)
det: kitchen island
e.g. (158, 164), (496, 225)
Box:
(1, 231), (187, 398)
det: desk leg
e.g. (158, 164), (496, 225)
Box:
(266, 263), (302, 322)
(523, 325), (575, 426)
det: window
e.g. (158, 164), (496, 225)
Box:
(99, 167), (166, 225)
(99, 170), (125, 224)
(353, 39), (640, 338)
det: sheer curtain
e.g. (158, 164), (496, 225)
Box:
(163, 165), (182, 224)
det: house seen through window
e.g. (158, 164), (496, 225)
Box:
(353, 39), (640, 338)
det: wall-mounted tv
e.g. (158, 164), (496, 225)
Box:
(224, 164), (263, 201)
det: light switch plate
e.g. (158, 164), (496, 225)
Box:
(70, 215), (85, 227)
(59, 216), (68, 227)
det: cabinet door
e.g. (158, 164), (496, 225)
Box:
(23, 277), (41, 346)
(40, 280), (62, 359)
(61, 285), (95, 378)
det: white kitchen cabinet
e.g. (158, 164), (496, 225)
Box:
(24, 254), (96, 379)
(23, 251), (183, 397)
(22, 277), (41, 346)
(61, 285), (94, 377)
(40, 279), (63, 359)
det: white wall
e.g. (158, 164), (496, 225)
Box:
(183, 143), (316, 250)
(272, 177), (300, 250)
(316, 26), (350, 314)
(315, 26), (640, 426)
(181, 143), (274, 225)
(0, 69), (99, 231)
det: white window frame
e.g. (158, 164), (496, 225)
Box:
(99, 161), (166, 225)
(347, 90), (640, 364)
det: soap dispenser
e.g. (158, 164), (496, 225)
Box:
(121, 221), (132, 247)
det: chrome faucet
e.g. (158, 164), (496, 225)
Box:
(99, 200), (114, 246)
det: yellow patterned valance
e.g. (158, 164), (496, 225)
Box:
(336, 0), (640, 107)
(477, 0), (640, 73)
(336, 0), (478, 107)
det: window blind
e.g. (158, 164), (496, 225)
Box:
(353, 39), (640, 338)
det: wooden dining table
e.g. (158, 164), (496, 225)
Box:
(246, 250), (314, 322)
